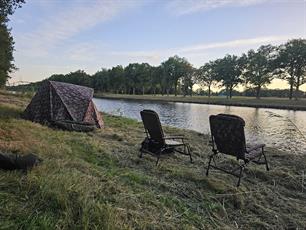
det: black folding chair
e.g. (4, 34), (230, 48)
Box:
(140, 110), (192, 165)
(206, 114), (269, 186)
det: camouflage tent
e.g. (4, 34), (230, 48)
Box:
(23, 81), (104, 129)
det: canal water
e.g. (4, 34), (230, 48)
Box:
(93, 98), (306, 154)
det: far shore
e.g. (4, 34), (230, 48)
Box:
(94, 94), (306, 111)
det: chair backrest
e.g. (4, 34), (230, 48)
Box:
(140, 110), (165, 145)
(209, 114), (246, 160)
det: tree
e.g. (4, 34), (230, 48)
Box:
(150, 66), (163, 95)
(274, 39), (306, 100)
(161, 55), (192, 96)
(124, 63), (140, 95)
(0, 0), (25, 18)
(109, 65), (124, 94)
(181, 65), (195, 97)
(49, 70), (92, 87)
(137, 63), (151, 95)
(92, 68), (109, 92)
(214, 55), (244, 99)
(0, 18), (15, 86)
(243, 45), (276, 98)
(196, 61), (218, 98)
(0, 0), (25, 87)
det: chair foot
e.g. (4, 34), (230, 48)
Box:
(189, 151), (193, 163)
(155, 156), (160, 166)
(237, 177), (241, 187)
(186, 144), (193, 163)
(262, 150), (269, 171)
(236, 167), (243, 187)
(236, 166), (245, 187)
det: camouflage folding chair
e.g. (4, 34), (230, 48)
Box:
(139, 110), (193, 165)
(206, 114), (269, 186)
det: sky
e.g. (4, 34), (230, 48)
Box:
(7, 0), (306, 90)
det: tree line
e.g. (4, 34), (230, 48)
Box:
(39, 39), (305, 100)
(7, 39), (306, 100)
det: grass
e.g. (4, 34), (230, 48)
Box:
(96, 93), (306, 111)
(1, 90), (306, 229)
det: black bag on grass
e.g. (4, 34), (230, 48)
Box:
(0, 152), (42, 171)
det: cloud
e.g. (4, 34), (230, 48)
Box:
(166, 0), (268, 15)
(176, 35), (288, 53)
(17, 0), (141, 57)
(110, 35), (290, 64)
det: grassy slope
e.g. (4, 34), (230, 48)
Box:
(96, 94), (306, 111)
(0, 91), (306, 229)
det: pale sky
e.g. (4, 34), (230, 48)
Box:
(7, 0), (306, 91)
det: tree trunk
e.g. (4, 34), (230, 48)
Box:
(295, 75), (301, 100)
(133, 87), (135, 95)
(226, 86), (229, 99)
(229, 85), (233, 99)
(142, 86), (145, 95)
(166, 89), (169, 97)
(174, 81), (178, 96)
(289, 82), (293, 100)
(256, 85), (261, 99)
(208, 85), (211, 98)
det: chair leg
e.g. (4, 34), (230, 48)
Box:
(236, 166), (244, 187)
(155, 150), (162, 166)
(206, 155), (213, 176)
(155, 155), (160, 166)
(139, 149), (143, 158)
(262, 147), (269, 171)
(187, 144), (193, 163)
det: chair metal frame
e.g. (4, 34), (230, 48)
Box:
(139, 110), (193, 165)
(206, 114), (269, 187)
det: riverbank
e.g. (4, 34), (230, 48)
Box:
(1, 91), (306, 229)
(96, 93), (306, 111)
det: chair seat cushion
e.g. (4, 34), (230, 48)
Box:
(165, 139), (184, 146)
(245, 144), (265, 160)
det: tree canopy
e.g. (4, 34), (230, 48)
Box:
(243, 45), (276, 98)
(273, 39), (306, 99)
(0, 0), (25, 87)
(196, 61), (218, 98)
(0, 0), (25, 18)
(213, 55), (244, 98)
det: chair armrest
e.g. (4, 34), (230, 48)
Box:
(164, 136), (187, 140)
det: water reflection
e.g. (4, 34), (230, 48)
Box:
(93, 98), (306, 154)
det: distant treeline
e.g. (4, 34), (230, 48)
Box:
(195, 88), (306, 98)
(8, 39), (306, 100)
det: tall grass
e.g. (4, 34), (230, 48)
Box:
(0, 91), (306, 229)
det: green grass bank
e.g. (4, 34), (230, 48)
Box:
(0, 91), (306, 229)
(95, 94), (306, 111)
